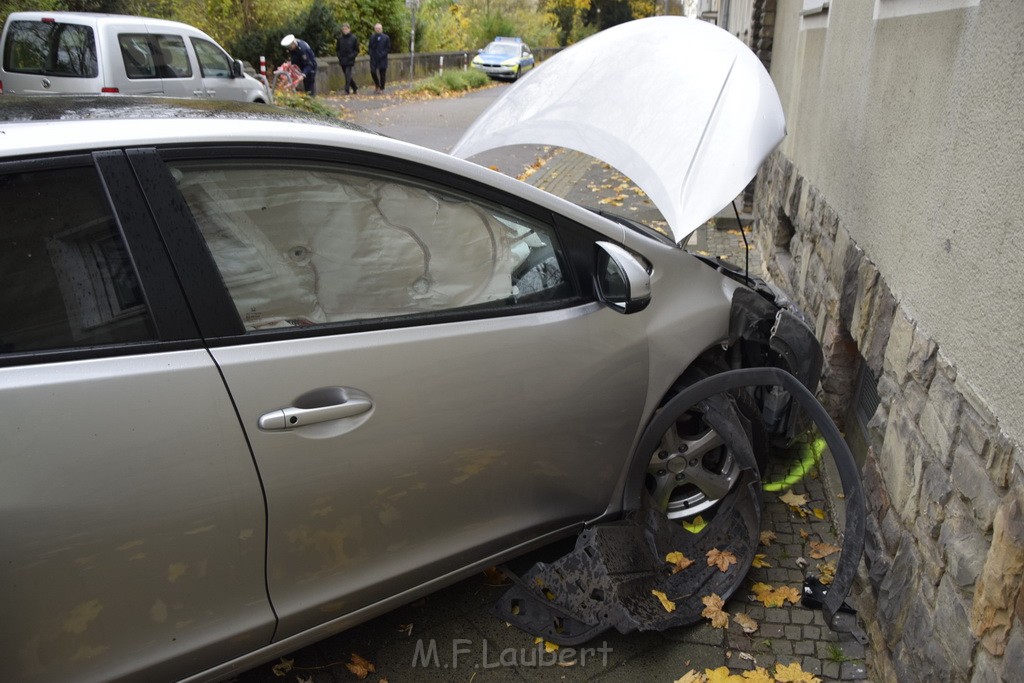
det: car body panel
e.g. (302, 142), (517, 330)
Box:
(211, 304), (650, 639)
(451, 17), (786, 243)
(0, 352), (274, 682)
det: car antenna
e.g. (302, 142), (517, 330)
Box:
(732, 199), (752, 287)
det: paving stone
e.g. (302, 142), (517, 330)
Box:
(794, 640), (815, 656)
(791, 608), (815, 625)
(822, 661), (841, 679)
(773, 640), (793, 656)
(840, 661), (869, 679)
(785, 625), (802, 640)
(760, 623), (785, 638)
(765, 608), (791, 624)
(802, 656), (823, 676)
(803, 625), (822, 640)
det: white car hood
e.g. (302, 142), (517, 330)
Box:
(450, 17), (785, 243)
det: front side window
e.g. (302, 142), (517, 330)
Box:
(169, 160), (572, 332)
(119, 33), (190, 79)
(191, 38), (230, 78)
(0, 166), (154, 354)
(3, 20), (97, 77)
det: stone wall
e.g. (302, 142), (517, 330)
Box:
(754, 150), (1024, 682)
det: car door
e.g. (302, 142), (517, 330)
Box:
(138, 145), (651, 640)
(190, 36), (240, 101)
(0, 152), (274, 682)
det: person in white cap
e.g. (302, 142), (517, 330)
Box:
(281, 34), (318, 96)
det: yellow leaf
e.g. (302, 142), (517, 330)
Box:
(683, 515), (708, 534)
(818, 561), (836, 585)
(666, 551), (695, 574)
(779, 489), (809, 507)
(707, 548), (739, 572)
(704, 666), (742, 682)
(774, 660), (822, 682)
(482, 566), (508, 586)
(742, 666), (775, 683)
(734, 612), (759, 634)
(271, 657), (294, 677)
(812, 508), (827, 520)
(808, 540), (841, 559)
(750, 583), (801, 608)
(345, 653), (376, 679)
(674, 671), (707, 683)
(652, 589), (677, 612)
(759, 530), (776, 547)
(701, 593), (729, 629)
(751, 553), (771, 568)
(534, 637), (559, 653)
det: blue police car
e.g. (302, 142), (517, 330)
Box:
(471, 36), (534, 80)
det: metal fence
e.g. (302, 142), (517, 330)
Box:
(312, 47), (562, 93)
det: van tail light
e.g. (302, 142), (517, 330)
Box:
(101, 87), (119, 93)
(0, 81), (4, 94)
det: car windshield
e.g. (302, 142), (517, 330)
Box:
(484, 42), (519, 57)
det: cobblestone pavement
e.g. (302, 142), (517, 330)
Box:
(232, 103), (872, 683)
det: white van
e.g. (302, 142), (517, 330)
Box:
(0, 11), (270, 102)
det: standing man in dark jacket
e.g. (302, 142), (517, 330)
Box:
(368, 23), (391, 93)
(335, 23), (359, 95)
(281, 34), (318, 96)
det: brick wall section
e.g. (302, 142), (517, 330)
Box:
(753, 150), (1024, 682)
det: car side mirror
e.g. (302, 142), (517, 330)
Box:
(231, 59), (243, 78)
(595, 242), (651, 314)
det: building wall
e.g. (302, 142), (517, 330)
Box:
(755, 1), (1024, 680)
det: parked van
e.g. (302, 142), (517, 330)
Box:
(0, 11), (269, 102)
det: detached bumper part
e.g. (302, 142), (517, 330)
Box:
(494, 368), (865, 644)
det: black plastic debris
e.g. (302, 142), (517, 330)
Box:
(493, 393), (763, 646)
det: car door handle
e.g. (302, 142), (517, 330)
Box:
(193, 90), (204, 96)
(258, 391), (373, 431)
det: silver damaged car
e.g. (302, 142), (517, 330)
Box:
(0, 17), (864, 683)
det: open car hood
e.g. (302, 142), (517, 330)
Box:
(450, 17), (785, 243)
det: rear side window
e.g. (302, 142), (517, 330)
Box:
(2, 20), (98, 77)
(119, 33), (192, 79)
(0, 166), (154, 353)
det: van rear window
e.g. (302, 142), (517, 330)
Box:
(2, 20), (98, 78)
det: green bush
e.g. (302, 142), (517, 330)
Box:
(272, 90), (341, 119)
(410, 68), (490, 95)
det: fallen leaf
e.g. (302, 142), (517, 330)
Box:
(751, 553), (771, 568)
(271, 657), (294, 677)
(808, 541), (841, 559)
(534, 637), (559, 653)
(742, 667), (775, 683)
(482, 566), (508, 585)
(818, 561), (836, 585)
(666, 551), (695, 574)
(738, 652), (756, 662)
(704, 666), (740, 682)
(751, 583), (801, 608)
(682, 515), (708, 534)
(799, 529), (810, 540)
(397, 623), (413, 635)
(701, 593), (729, 629)
(296, 676), (313, 683)
(774, 660), (822, 682)
(779, 489), (809, 507)
(652, 589), (677, 612)
(345, 653), (376, 679)
(734, 612), (759, 634)
(759, 530), (776, 547)
(674, 671), (707, 683)
(812, 508), (827, 520)
(707, 548), (739, 572)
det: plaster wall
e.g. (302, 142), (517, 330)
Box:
(769, 0), (1024, 445)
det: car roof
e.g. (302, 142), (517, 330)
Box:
(0, 96), (626, 243)
(4, 11), (202, 33)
